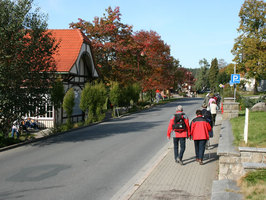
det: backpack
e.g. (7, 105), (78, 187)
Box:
(202, 109), (213, 127)
(172, 114), (186, 132)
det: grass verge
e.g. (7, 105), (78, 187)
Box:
(238, 169), (266, 200)
(230, 111), (266, 147)
(0, 132), (36, 148)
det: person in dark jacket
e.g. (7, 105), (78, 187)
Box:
(190, 110), (212, 165)
(202, 104), (212, 127)
(202, 103), (213, 149)
(167, 105), (191, 165)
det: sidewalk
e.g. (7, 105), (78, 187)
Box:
(0, 128), (53, 152)
(127, 114), (222, 200)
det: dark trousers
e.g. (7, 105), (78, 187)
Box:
(211, 114), (216, 126)
(173, 137), (186, 161)
(194, 140), (207, 160)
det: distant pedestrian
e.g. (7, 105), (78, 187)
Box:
(190, 110), (212, 165)
(208, 93), (216, 108)
(202, 103), (213, 149)
(155, 89), (160, 103)
(20, 120), (29, 134)
(11, 120), (20, 139)
(167, 105), (191, 165)
(215, 93), (221, 109)
(210, 101), (217, 126)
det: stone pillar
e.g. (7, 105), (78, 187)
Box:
(222, 98), (239, 120)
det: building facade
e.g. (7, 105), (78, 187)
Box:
(33, 29), (99, 128)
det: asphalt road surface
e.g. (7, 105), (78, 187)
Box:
(0, 98), (203, 200)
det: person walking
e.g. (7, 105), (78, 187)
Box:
(210, 101), (217, 126)
(190, 110), (212, 165)
(167, 105), (191, 165)
(202, 103), (213, 149)
(11, 120), (20, 139)
(208, 93), (216, 111)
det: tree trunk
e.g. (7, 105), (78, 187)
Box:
(253, 79), (258, 95)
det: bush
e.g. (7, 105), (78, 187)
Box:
(63, 88), (75, 125)
(143, 90), (155, 102)
(80, 81), (107, 123)
(239, 95), (266, 110)
(128, 83), (141, 105)
(137, 101), (150, 107)
(0, 134), (20, 148)
(179, 92), (187, 97)
(109, 81), (122, 107)
(109, 82), (141, 108)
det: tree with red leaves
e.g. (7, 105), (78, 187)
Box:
(70, 7), (135, 84)
(133, 30), (188, 94)
(70, 6), (188, 96)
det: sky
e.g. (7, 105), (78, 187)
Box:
(33, 0), (245, 69)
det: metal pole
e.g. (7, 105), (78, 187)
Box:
(234, 64), (236, 102)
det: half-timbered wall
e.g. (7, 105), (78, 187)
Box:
(60, 43), (99, 125)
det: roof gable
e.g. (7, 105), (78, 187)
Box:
(49, 29), (91, 72)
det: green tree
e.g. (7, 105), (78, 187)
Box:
(120, 83), (142, 106)
(232, 0), (266, 94)
(109, 81), (122, 108)
(63, 88), (75, 126)
(109, 81), (131, 116)
(50, 78), (65, 126)
(195, 58), (210, 91)
(0, 0), (59, 136)
(80, 82), (107, 123)
(50, 78), (65, 110)
(130, 83), (141, 104)
(217, 71), (230, 85)
(209, 58), (219, 91)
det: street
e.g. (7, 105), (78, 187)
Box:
(0, 98), (203, 200)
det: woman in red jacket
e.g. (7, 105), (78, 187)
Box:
(190, 110), (212, 165)
(167, 105), (191, 165)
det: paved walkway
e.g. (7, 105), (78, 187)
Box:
(128, 114), (222, 200)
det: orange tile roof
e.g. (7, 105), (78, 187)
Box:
(49, 29), (91, 72)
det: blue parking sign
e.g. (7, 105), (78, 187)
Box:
(231, 74), (240, 84)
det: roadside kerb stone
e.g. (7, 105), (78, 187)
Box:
(217, 120), (240, 157)
(211, 179), (242, 200)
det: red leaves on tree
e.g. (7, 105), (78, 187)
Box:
(70, 6), (185, 91)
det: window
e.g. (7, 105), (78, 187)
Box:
(26, 103), (53, 119)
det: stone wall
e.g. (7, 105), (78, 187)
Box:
(219, 148), (266, 180)
(217, 120), (266, 181)
(219, 155), (245, 180)
(222, 98), (239, 120)
(239, 147), (266, 163)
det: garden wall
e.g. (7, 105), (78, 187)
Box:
(217, 120), (266, 180)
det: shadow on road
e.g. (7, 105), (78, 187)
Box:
(30, 98), (204, 147)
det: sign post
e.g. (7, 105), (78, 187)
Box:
(230, 74), (240, 102)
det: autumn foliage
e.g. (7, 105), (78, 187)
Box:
(70, 6), (187, 92)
